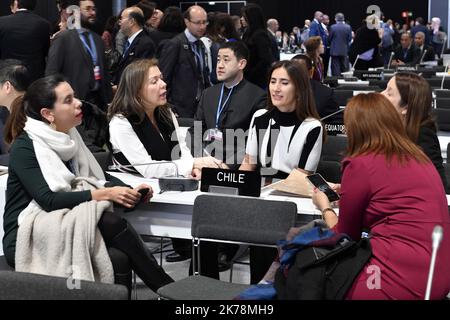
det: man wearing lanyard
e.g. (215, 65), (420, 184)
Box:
(158, 5), (211, 118)
(46, 0), (112, 113)
(191, 41), (266, 171)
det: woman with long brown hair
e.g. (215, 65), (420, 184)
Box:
(240, 59), (324, 179)
(381, 72), (447, 191)
(3, 75), (174, 295)
(313, 93), (450, 299)
(108, 59), (222, 263)
(304, 36), (325, 82)
(108, 58), (222, 179)
(240, 60), (324, 283)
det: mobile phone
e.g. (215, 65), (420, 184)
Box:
(124, 188), (150, 212)
(306, 173), (340, 202)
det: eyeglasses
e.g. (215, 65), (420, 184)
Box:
(189, 19), (209, 26)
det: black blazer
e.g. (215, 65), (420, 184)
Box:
(191, 79), (267, 169)
(46, 29), (112, 105)
(243, 29), (275, 89)
(418, 45), (436, 62)
(112, 30), (156, 84)
(158, 32), (210, 117)
(417, 125), (448, 191)
(0, 11), (51, 82)
(310, 79), (341, 123)
(393, 44), (421, 65)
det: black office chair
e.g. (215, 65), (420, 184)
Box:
(316, 135), (348, 183)
(336, 85), (380, 91)
(332, 90), (353, 106)
(435, 109), (450, 131)
(435, 98), (450, 109)
(92, 151), (112, 171)
(369, 79), (388, 90)
(177, 118), (195, 128)
(157, 194), (298, 300)
(434, 89), (450, 98)
(427, 78), (450, 89)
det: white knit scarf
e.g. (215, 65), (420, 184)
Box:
(23, 117), (105, 192)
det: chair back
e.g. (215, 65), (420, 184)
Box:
(191, 195), (297, 246)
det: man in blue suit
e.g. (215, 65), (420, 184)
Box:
(309, 11), (328, 47)
(310, 11), (329, 76)
(329, 13), (352, 76)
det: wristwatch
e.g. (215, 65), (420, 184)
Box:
(321, 207), (336, 219)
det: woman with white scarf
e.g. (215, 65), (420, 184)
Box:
(2, 75), (173, 294)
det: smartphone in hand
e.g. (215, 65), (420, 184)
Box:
(306, 173), (340, 202)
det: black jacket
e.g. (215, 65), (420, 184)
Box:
(158, 32), (211, 117)
(393, 44), (421, 65)
(0, 10), (51, 82)
(190, 79), (267, 169)
(46, 29), (112, 106)
(418, 125), (448, 192)
(112, 30), (156, 84)
(243, 29), (275, 89)
(310, 79), (342, 123)
(417, 44), (436, 62)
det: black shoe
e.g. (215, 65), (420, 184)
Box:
(217, 252), (232, 272)
(165, 252), (190, 263)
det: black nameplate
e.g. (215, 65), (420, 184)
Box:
(201, 168), (261, 197)
(353, 70), (383, 80)
(396, 66), (417, 72)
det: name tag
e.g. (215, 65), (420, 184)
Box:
(94, 66), (102, 81)
(201, 168), (261, 197)
(205, 128), (223, 142)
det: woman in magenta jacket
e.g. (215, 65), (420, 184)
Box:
(313, 93), (450, 300)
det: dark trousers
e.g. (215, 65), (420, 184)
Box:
(98, 212), (174, 292)
(331, 55), (349, 76)
(191, 242), (277, 284)
(172, 238), (192, 257)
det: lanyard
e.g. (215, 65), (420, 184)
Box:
(191, 42), (204, 70)
(215, 84), (235, 128)
(79, 32), (98, 65)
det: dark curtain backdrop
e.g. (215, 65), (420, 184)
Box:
(0, 0), (429, 33)
(249, 0), (428, 31)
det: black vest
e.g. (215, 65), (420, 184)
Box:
(112, 108), (179, 169)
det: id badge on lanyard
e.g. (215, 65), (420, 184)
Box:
(94, 66), (102, 81)
(205, 128), (223, 142)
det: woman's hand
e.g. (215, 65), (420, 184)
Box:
(312, 187), (331, 211)
(92, 187), (141, 208)
(134, 184), (153, 203)
(191, 168), (202, 180)
(328, 183), (341, 194)
(194, 156), (224, 169)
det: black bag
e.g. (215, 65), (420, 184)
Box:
(274, 237), (372, 300)
(77, 100), (109, 153)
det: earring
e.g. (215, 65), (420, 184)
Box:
(49, 122), (57, 130)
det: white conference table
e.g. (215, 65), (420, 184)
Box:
(108, 172), (323, 241)
(1, 172), (450, 256)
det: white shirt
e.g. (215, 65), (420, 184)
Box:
(126, 29), (143, 47)
(109, 114), (194, 178)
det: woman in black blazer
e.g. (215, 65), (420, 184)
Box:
(241, 4), (275, 89)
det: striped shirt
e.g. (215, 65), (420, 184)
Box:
(246, 108), (323, 178)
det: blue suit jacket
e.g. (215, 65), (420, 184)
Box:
(309, 20), (328, 46)
(329, 23), (352, 56)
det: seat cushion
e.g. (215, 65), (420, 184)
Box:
(157, 275), (251, 300)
